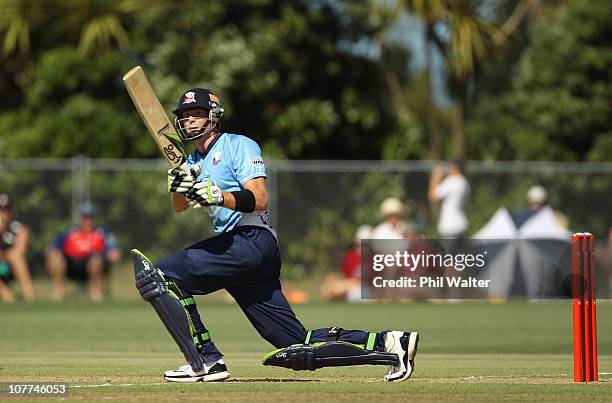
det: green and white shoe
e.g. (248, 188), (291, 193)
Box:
(383, 331), (419, 382)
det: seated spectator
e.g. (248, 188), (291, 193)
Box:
(46, 203), (120, 302)
(321, 225), (372, 302)
(371, 197), (410, 239)
(369, 197), (414, 260)
(512, 185), (569, 229)
(342, 225), (372, 280)
(370, 198), (434, 301)
(0, 194), (35, 302)
(512, 185), (548, 227)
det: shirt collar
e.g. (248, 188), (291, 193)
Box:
(196, 132), (225, 159)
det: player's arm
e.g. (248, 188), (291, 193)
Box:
(221, 177), (269, 212)
(427, 165), (444, 203)
(11, 224), (29, 256)
(6, 225), (34, 301)
(171, 193), (190, 212)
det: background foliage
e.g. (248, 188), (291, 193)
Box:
(0, 0), (611, 276)
(1, 0), (609, 162)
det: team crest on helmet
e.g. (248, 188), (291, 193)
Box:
(182, 91), (196, 104)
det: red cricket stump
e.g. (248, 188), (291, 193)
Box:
(572, 233), (598, 383)
(571, 234), (583, 382)
(589, 236), (598, 382)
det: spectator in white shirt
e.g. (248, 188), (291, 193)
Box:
(428, 160), (470, 241)
(371, 197), (410, 240)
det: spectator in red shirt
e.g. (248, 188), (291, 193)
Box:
(321, 225), (372, 302)
(46, 203), (120, 301)
(341, 244), (361, 280)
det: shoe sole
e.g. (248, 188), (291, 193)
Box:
(164, 375), (204, 383)
(164, 371), (229, 383)
(386, 332), (419, 382)
(406, 332), (419, 378)
(202, 370), (230, 382)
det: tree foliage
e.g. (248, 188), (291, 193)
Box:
(467, 0), (612, 161)
(0, 0), (414, 160)
(0, 0), (608, 161)
(1, 0), (611, 276)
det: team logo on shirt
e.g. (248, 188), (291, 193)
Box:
(212, 151), (222, 165)
(182, 91), (196, 104)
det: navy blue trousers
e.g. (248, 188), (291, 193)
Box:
(156, 226), (385, 362)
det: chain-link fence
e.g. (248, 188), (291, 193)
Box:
(1, 158), (611, 282)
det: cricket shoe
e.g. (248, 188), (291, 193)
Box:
(164, 359), (229, 382)
(383, 331), (419, 382)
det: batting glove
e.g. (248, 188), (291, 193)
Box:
(168, 162), (201, 193)
(186, 178), (224, 208)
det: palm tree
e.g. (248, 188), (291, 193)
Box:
(0, 0), (48, 56)
(404, 0), (540, 158)
(60, 0), (147, 55)
(444, 0), (496, 159)
(0, 0), (153, 58)
(404, 0), (445, 158)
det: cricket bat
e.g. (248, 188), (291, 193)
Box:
(123, 66), (186, 168)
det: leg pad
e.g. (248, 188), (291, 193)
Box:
(132, 249), (204, 372)
(262, 341), (399, 371)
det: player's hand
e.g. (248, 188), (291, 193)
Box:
(167, 162), (200, 193)
(186, 178), (224, 208)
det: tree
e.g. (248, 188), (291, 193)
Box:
(0, 47), (148, 158)
(64, 0), (133, 55)
(1, 0), (413, 160)
(402, 0), (445, 158)
(0, 0), (51, 56)
(0, 0), (150, 112)
(132, 0), (407, 159)
(467, 0), (612, 161)
(403, 0), (539, 158)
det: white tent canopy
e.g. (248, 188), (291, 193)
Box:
(474, 206), (570, 239)
(472, 206), (571, 298)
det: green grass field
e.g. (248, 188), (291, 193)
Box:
(0, 298), (610, 401)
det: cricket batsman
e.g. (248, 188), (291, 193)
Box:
(132, 88), (419, 382)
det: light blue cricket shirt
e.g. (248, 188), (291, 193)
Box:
(187, 133), (275, 237)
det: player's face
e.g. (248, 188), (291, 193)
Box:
(181, 108), (209, 134)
